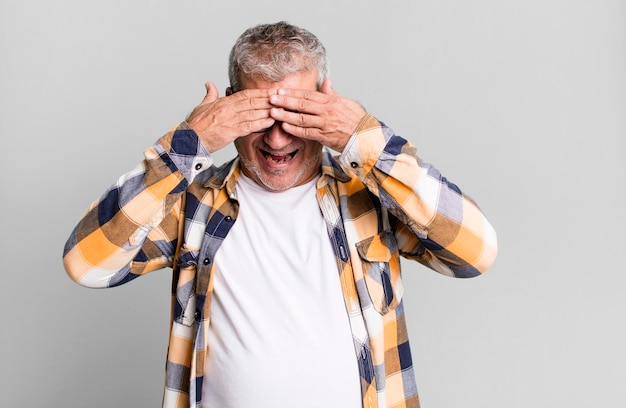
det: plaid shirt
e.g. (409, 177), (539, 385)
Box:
(63, 114), (497, 408)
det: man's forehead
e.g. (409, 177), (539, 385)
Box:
(239, 70), (319, 90)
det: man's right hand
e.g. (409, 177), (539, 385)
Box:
(186, 82), (276, 153)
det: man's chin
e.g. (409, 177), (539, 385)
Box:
(243, 169), (297, 192)
(258, 177), (300, 192)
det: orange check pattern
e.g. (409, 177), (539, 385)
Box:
(63, 115), (497, 408)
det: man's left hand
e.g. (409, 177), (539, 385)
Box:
(268, 79), (367, 152)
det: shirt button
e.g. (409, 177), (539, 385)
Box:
(203, 258), (210, 265)
(195, 163), (203, 170)
(350, 161), (358, 168)
(225, 216), (233, 222)
(194, 310), (201, 319)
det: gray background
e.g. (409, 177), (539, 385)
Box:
(1, 0), (624, 407)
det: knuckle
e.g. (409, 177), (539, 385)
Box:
(242, 121), (254, 133)
(213, 104), (225, 116)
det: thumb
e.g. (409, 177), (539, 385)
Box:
(202, 81), (219, 103)
(321, 78), (334, 95)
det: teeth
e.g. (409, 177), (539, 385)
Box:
(265, 153), (293, 164)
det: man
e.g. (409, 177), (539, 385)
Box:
(63, 21), (497, 408)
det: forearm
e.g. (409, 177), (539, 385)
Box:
(339, 114), (498, 277)
(63, 123), (212, 287)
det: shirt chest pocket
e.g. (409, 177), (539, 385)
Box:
(356, 231), (404, 314)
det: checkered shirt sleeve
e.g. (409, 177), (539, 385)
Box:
(62, 122), (211, 287)
(340, 114), (498, 278)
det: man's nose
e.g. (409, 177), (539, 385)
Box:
(264, 122), (293, 150)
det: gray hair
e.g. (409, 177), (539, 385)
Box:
(228, 21), (328, 92)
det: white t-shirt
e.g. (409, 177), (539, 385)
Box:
(201, 173), (362, 408)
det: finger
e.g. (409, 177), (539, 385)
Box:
(270, 107), (325, 129)
(232, 95), (274, 113)
(282, 119), (350, 152)
(241, 117), (276, 135)
(230, 88), (273, 101)
(321, 78), (334, 95)
(203, 81), (219, 104)
(269, 93), (325, 114)
(276, 87), (324, 98)
(280, 121), (321, 141)
(224, 88), (274, 113)
(241, 106), (273, 123)
(274, 88), (328, 103)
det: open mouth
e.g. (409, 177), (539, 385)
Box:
(260, 149), (298, 164)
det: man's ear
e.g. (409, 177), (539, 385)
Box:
(225, 86), (233, 96)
